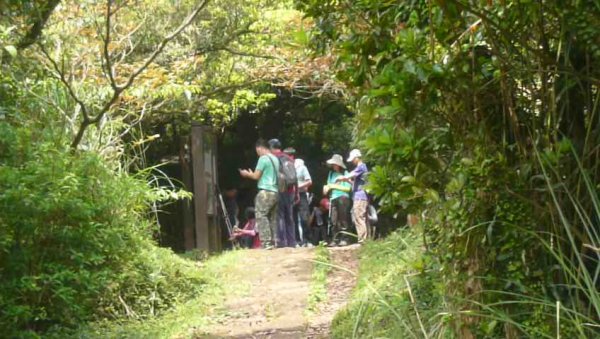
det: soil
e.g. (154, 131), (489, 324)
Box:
(306, 245), (360, 338)
(195, 245), (359, 339)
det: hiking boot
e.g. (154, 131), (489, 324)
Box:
(339, 240), (348, 247)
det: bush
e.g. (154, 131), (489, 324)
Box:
(332, 229), (451, 338)
(0, 123), (205, 336)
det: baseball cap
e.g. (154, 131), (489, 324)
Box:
(347, 149), (362, 162)
(268, 138), (282, 150)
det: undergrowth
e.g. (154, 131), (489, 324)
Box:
(331, 229), (450, 339)
(47, 249), (246, 338)
(0, 123), (204, 337)
(307, 244), (331, 314)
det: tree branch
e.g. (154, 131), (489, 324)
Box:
(70, 0), (210, 149)
(39, 44), (91, 123)
(117, 0), (209, 92)
(102, 0), (119, 91)
(17, 0), (62, 50)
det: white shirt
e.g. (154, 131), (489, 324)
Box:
(294, 159), (312, 192)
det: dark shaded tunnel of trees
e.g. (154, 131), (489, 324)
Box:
(143, 89), (359, 251)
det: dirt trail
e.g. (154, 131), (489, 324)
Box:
(306, 245), (360, 338)
(195, 245), (358, 339)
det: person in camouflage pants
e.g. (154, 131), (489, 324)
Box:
(240, 139), (280, 249)
(254, 189), (278, 247)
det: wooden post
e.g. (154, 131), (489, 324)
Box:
(191, 123), (210, 251)
(180, 136), (195, 251)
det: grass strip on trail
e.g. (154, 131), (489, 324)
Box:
(331, 229), (447, 339)
(50, 250), (246, 339)
(307, 244), (331, 315)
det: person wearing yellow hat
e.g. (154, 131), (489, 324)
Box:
(323, 154), (352, 246)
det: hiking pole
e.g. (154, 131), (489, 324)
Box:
(218, 190), (233, 238)
(220, 193), (241, 249)
(327, 201), (333, 245)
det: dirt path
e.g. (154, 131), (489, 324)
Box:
(195, 246), (358, 339)
(306, 245), (360, 338)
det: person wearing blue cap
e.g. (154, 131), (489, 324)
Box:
(269, 138), (298, 248)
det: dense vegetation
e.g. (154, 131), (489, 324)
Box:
(332, 229), (444, 338)
(0, 0), (314, 336)
(297, 0), (600, 337)
(2, 0), (599, 337)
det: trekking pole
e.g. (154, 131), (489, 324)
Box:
(327, 201), (333, 244)
(217, 188), (236, 246)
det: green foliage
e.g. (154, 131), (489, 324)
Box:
(299, 0), (600, 336)
(49, 249), (247, 338)
(332, 229), (450, 338)
(0, 123), (203, 335)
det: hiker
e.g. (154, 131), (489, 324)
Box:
(323, 154), (352, 246)
(284, 147), (302, 244)
(294, 157), (313, 246)
(239, 139), (279, 249)
(269, 139), (297, 248)
(230, 207), (261, 249)
(308, 197), (330, 245)
(336, 149), (369, 243)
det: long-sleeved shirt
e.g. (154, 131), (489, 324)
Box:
(348, 162), (368, 201)
(233, 219), (261, 248)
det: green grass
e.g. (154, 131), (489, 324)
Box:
(331, 229), (451, 339)
(307, 244), (331, 315)
(49, 249), (246, 339)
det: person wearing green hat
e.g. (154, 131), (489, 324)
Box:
(323, 154), (352, 246)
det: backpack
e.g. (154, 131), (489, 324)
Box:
(275, 154), (297, 189)
(267, 154), (295, 192)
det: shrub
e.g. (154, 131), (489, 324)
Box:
(0, 124), (204, 336)
(332, 229), (451, 338)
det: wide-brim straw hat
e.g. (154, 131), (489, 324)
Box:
(326, 154), (346, 169)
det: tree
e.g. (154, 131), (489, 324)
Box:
(297, 0), (600, 336)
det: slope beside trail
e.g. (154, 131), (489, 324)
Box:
(194, 245), (359, 339)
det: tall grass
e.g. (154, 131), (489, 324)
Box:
(331, 230), (453, 338)
(461, 145), (600, 338)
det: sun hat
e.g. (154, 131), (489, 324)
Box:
(326, 154), (346, 169)
(347, 149), (362, 162)
(283, 147), (296, 155)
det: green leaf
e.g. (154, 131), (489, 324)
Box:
(401, 175), (415, 183)
(4, 45), (17, 57)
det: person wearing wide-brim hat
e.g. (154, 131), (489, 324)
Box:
(322, 154), (352, 246)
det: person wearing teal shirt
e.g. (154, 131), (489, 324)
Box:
(239, 139), (279, 249)
(323, 154), (352, 246)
